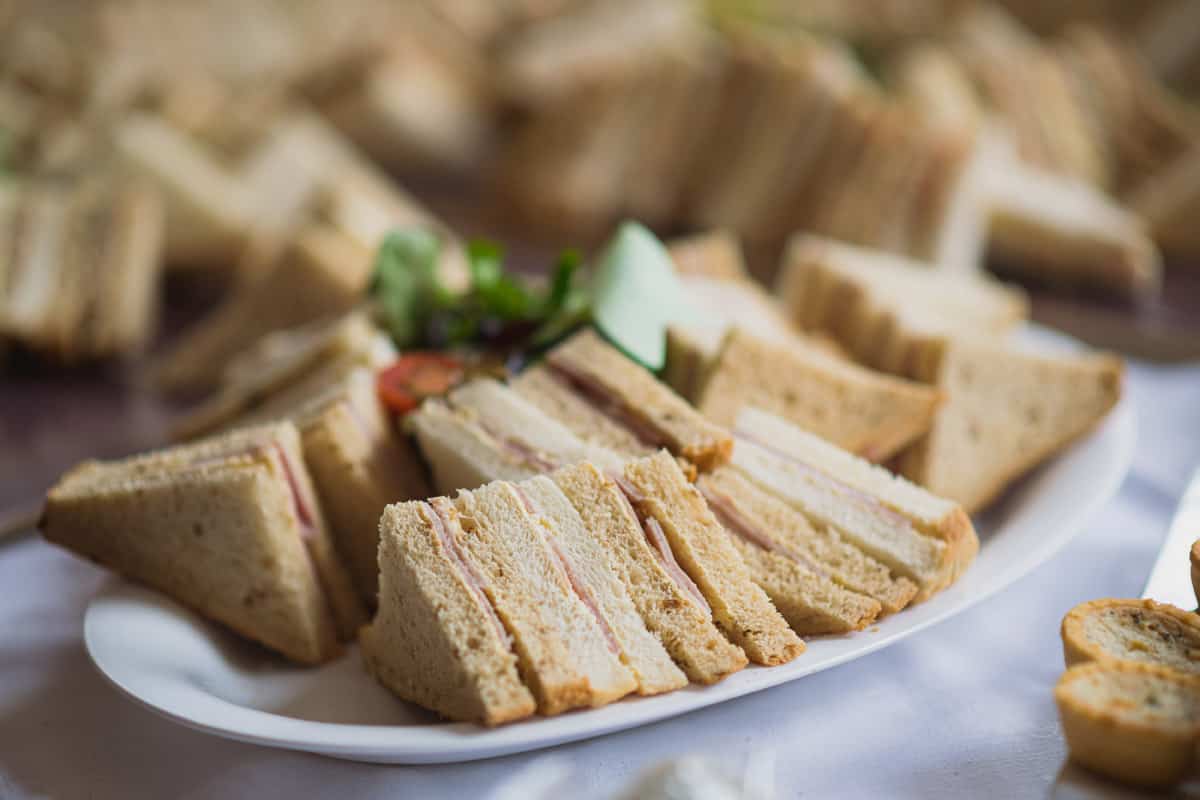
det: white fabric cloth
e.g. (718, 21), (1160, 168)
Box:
(1, 361), (1196, 800)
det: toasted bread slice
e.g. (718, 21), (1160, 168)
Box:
(535, 328), (734, 471)
(42, 422), (359, 663)
(896, 339), (1123, 513)
(694, 328), (941, 463)
(519, 475), (687, 695)
(1056, 661), (1200, 788)
(551, 462), (747, 684)
(622, 451), (804, 665)
(1062, 598), (1200, 675)
(452, 483), (636, 713)
(701, 466), (917, 615)
(361, 501), (535, 725)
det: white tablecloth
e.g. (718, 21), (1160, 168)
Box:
(2, 362), (1197, 800)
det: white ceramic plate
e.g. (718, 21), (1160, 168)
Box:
(83, 336), (1136, 765)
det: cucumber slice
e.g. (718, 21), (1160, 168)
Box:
(590, 221), (700, 370)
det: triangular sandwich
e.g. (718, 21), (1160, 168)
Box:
(42, 421), (363, 663)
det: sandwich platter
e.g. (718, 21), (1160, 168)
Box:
(83, 327), (1135, 764)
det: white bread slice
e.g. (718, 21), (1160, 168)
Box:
(551, 462), (747, 684)
(519, 475), (687, 695)
(41, 423), (358, 664)
(733, 407), (976, 598)
(295, 370), (430, 608)
(622, 451), (804, 665)
(1056, 661), (1200, 789)
(511, 365), (658, 461)
(538, 328), (734, 472)
(360, 502), (535, 725)
(452, 483), (637, 713)
(896, 339), (1123, 514)
(693, 328), (941, 463)
(411, 378), (626, 495)
(700, 467), (917, 615)
(1061, 598), (1200, 676)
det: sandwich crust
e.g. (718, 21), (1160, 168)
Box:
(541, 328), (734, 471)
(453, 483), (636, 713)
(551, 462), (748, 684)
(361, 502), (535, 725)
(623, 451), (804, 665)
(701, 466), (917, 615)
(695, 328), (941, 463)
(298, 380), (430, 607)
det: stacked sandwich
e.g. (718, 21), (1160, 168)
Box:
(0, 0), (480, 370)
(497, 13), (984, 271)
(42, 323), (982, 725)
(0, 170), (164, 362)
(129, 105), (466, 391)
(663, 231), (945, 465)
(778, 233), (1122, 513)
(493, 1), (1178, 302)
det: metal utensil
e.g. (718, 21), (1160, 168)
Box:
(1141, 467), (1200, 607)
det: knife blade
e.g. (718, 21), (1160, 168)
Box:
(1141, 466), (1200, 608)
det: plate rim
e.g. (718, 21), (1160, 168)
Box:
(83, 390), (1136, 764)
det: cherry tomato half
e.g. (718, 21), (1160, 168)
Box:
(377, 352), (466, 416)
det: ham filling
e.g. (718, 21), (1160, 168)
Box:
(270, 443), (316, 536)
(699, 485), (831, 580)
(188, 438), (316, 539)
(609, 473), (711, 616)
(512, 485), (622, 656)
(425, 498), (511, 646)
(545, 360), (669, 450)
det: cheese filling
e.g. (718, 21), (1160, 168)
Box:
(425, 498), (511, 646)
